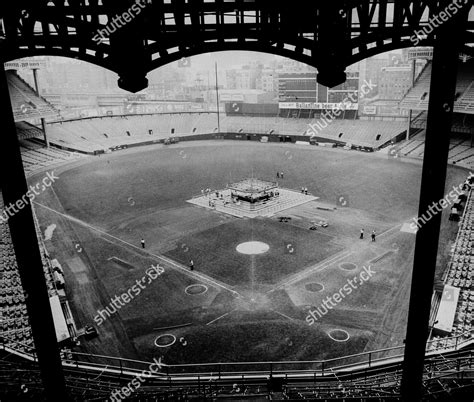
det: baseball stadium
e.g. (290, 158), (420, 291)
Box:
(1, 1), (474, 401)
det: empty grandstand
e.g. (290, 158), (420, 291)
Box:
(6, 70), (86, 176)
(42, 113), (406, 154)
(1, 1), (473, 401)
(45, 113), (219, 153)
(6, 71), (59, 122)
(0, 192), (75, 355)
(19, 139), (85, 177)
(399, 62), (474, 113)
(391, 60), (474, 169)
(432, 182), (474, 344)
(0, 194), (34, 355)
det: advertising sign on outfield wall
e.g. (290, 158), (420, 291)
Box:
(362, 106), (377, 115)
(5, 60), (48, 70)
(279, 102), (358, 110)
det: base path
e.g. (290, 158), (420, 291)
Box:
(33, 201), (243, 298)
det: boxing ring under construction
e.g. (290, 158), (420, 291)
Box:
(188, 178), (317, 218)
(228, 178), (279, 204)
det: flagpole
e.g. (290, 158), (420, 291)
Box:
(215, 62), (221, 133)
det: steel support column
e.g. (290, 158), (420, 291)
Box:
(406, 59), (417, 142)
(0, 63), (69, 400)
(400, 8), (468, 402)
(32, 68), (50, 148)
(406, 109), (412, 142)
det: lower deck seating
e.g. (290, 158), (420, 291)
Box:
(45, 113), (406, 153)
(386, 132), (474, 169)
(46, 113), (220, 153)
(20, 139), (86, 177)
(428, 177), (474, 349)
(0, 194), (34, 353)
(0, 193), (61, 354)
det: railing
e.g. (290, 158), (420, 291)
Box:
(47, 111), (219, 125)
(1, 332), (473, 382)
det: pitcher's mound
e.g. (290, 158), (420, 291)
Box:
(236, 241), (269, 255)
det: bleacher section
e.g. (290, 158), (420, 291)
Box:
(411, 111), (474, 134)
(15, 121), (44, 140)
(451, 113), (474, 134)
(388, 131), (474, 168)
(0, 193), (34, 354)
(45, 113), (406, 153)
(0, 191), (69, 354)
(395, 130), (426, 157)
(409, 110), (427, 130)
(398, 62), (432, 111)
(436, 180), (474, 344)
(19, 138), (86, 177)
(399, 61), (474, 114)
(46, 113), (219, 153)
(6, 71), (59, 122)
(450, 146), (474, 168)
(457, 82), (474, 113)
(224, 116), (406, 148)
(6, 72), (78, 176)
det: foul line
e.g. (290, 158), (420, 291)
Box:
(268, 249), (352, 294)
(272, 310), (295, 321)
(206, 310), (236, 326)
(267, 223), (402, 294)
(377, 223), (402, 238)
(33, 202), (242, 298)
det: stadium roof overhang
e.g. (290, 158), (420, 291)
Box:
(0, 1), (472, 92)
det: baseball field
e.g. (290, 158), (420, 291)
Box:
(31, 140), (467, 370)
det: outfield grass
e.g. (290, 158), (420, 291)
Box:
(50, 141), (426, 228)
